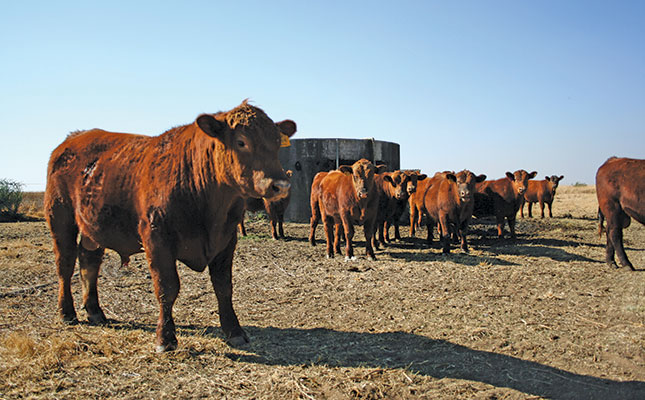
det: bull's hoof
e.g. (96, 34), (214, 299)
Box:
(344, 256), (357, 262)
(227, 334), (250, 347)
(368, 255), (377, 261)
(87, 310), (108, 325)
(155, 342), (178, 353)
(61, 314), (79, 325)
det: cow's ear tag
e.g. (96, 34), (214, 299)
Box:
(280, 133), (291, 147)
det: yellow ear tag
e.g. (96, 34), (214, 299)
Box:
(280, 133), (291, 147)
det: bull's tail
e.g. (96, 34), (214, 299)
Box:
(598, 208), (605, 238)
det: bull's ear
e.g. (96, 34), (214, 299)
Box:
(505, 172), (515, 181)
(196, 114), (227, 138)
(276, 120), (297, 137)
(476, 174), (487, 182)
(383, 175), (395, 186)
(446, 173), (457, 182)
(418, 174), (427, 180)
(529, 171), (538, 179)
(339, 165), (353, 175)
(545, 176), (551, 181)
(286, 170), (293, 178)
(558, 175), (564, 181)
(375, 164), (388, 174)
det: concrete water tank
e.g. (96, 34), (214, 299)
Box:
(279, 138), (400, 222)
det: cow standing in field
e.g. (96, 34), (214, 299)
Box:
(309, 171), (330, 246)
(423, 170), (486, 253)
(520, 175), (564, 218)
(596, 157), (645, 270)
(373, 170), (405, 249)
(45, 100), (296, 352)
(409, 171), (452, 243)
(318, 159), (385, 260)
(382, 171), (427, 244)
(239, 170), (293, 239)
(473, 170), (537, 239)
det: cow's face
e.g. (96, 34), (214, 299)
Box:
(506, 170), (537, 196)
(455, 170), (486, 203)
(196, 101), (296, 199)
(546, 175), (564, 195)
(405, 171), (427, 196)
(389, 171), (409, 200)
(339, 159), (383, 200)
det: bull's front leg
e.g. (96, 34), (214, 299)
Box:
(363, 217), (377, 261)
(142, 233), (180, 352)
(341, 214), (355, 261)
(209, 234), (249, 346)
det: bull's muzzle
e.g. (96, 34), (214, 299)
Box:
(357, 190), (369, 199)
(269, 180), (291, 199)
(518, 187), (526, 195)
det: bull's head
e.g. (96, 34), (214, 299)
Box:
(546, 175), (564, 195)
(454, 170), (486, 203)
(195, 100), (296, 199)
(382, 170), (409, 200)
(339, 159), (385, 200)
(404, 171), (427, 196)
(506, 170), (538, 196)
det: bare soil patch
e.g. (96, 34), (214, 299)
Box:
(1, 186), (644, 399)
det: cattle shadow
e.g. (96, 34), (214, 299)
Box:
(387, 250), (520, 266)
(180, 325), (641, 400)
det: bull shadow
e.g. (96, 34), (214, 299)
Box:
(196, 325), (642, 400)
(97, 320), (645, 398)
(387, 250), (520, 266)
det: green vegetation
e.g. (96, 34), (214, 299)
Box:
(0, 179), (23, 217)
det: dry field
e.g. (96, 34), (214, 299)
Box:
(1, 186), (644, 399)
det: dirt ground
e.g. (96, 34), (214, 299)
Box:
(1, 186), (644, 399)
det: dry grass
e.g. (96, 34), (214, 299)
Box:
(0, 186), (644, 399)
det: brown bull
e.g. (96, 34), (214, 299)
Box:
(308, 171), (329, 246)
(318, 159), (385, 260)
(423, 170), (486, 253)
(596, 157), (644, 270)
(239, 170), (293, 239)
(45, 100), (296, 351)
(473, 170), (537, 239)
(520, 175), (564, 218)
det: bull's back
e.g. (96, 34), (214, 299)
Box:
(320, 172), (356, 217)
(596, 158), (645, 223)
(525, 180), (548, 202)
(46, 130), (152, 253)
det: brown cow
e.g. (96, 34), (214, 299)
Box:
(409, 171), (451, 242)
(309, 171), (330, 246)
(373, 171), (404, 248)
(473, 170), (537, 239)
(596, 157), (645, 270)
(239, 170), (293, 239)
(318, 159), (385, 260)
(44, 100), (296, 352)
(382, 171), (427, 243)
(520, 175), (564, 218)
(423, 170), (486, 253)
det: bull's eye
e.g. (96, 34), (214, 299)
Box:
(237, 140), (246, 148)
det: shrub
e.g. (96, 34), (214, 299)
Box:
(0, 179), (24, 216)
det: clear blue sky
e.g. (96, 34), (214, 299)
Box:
(1, 1), (643, 191)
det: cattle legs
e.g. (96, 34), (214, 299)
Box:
(209, 236), (249, 346)
(143, 236), (180, 352)
(78, 245), (107, 324)
(48, 206), (79, 323)
(605, 216), (636, 270)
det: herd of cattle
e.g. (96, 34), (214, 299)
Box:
(245, 160), (567, 259)
(43, 101), (643, 351)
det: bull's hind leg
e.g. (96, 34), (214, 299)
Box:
(78, 244), (107, 324)
(607, 216), (635, 270)
(209, 235), (248, 346)
(47, 204), (79, 323)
